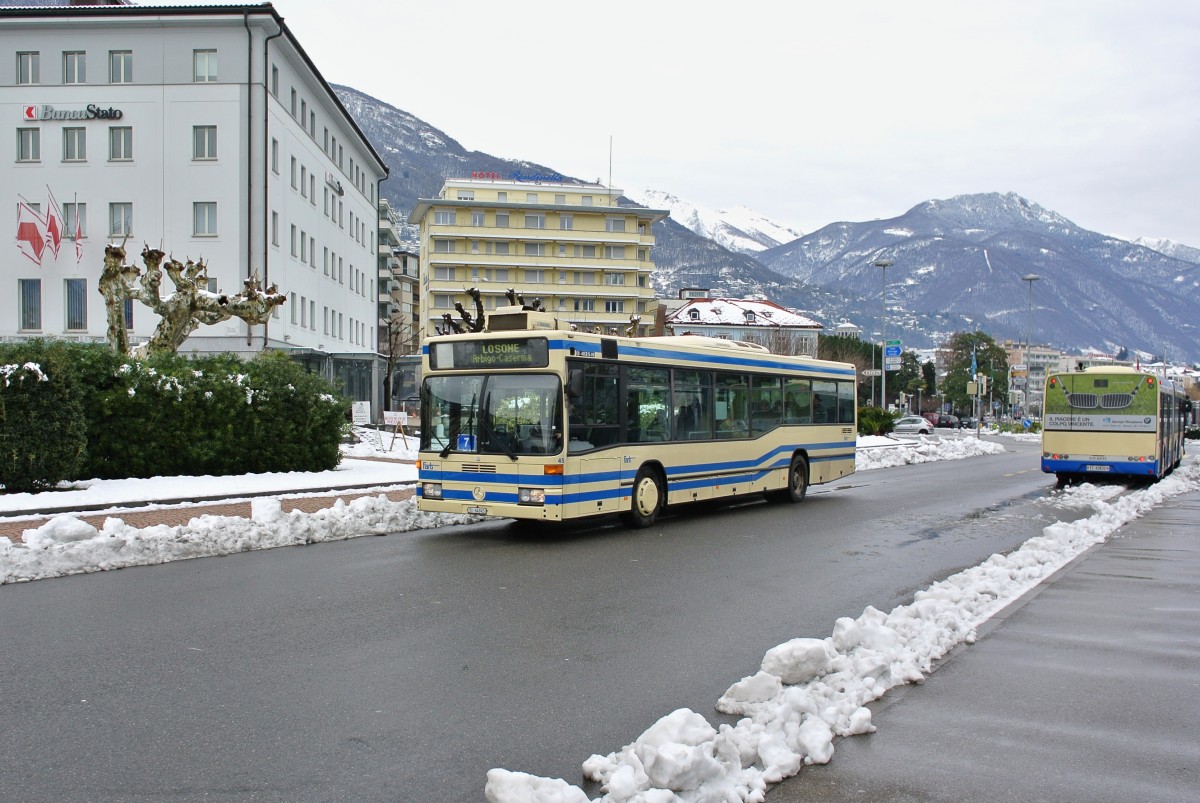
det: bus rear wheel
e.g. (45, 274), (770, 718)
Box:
(767, 454), (808, 503)
(621, 466), (664, 528)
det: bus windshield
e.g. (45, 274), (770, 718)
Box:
(420, 374), (563, 457)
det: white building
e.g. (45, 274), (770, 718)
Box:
(1, 3), (388, 406)
(663, 296), (823, 356)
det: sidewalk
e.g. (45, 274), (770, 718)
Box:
(0, 456), (416, 545)
(769, 488), (1200, 802)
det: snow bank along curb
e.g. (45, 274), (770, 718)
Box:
(485, 459), (1200, 803)
(0, 496), (480, 585)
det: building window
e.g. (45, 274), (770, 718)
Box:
(605, 245), (626, 259)
(109, 202), (132, 237)
(62, 51), (85, 84)
(125, 297), (134, 329)
(559, 214), (573, 230)
(289, 292), (297, 324)
(525, 243), (546, 256)
(271, 65), (279, 96)
(193, 49), (217, 83)
(17, 52), (39, 85)
(471, 211), (485, 227)
(576, 298), (595, 312)
(300, 166), (307, 197)
(606, 272), (626, 285)
(525, 213), (545, 229)
(290, 224), (297, 256)
(432, 239), (453, 253)
(555, 194), (566, 204)
(271, 211), (279, 246)
(606, 217), (626, 233)
(310, 300), (315, 330)
(457, 190), (475, 201)
(109, 50), (132, 83)
(17, 128), (40, 162)
(64, 203), (86, 239)
(290, 156), (297, 188)
(495, 212), (509, 227)
(496, 191), (507, 202)
(581, 196), (593, 206)
(581, 245), (596, 258)
(65, 278), (87, 331)
(526, 192), (537, 203)
(109, 126), (132, 161)
(193, 125), (217, 160)
(193, 202), (217, 236)
(494, 241), (509, 255)
(525, 269), (546, 283)
(290, 88), (297, 116)
(433, 210), (455, 225)
(271, 138), (279, 173)
(605, 300), (625, 313)
(19, 279), (41, 330)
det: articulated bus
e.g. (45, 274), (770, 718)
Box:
(417, 308), (857, 527)
(1041, 366), (1188, 483)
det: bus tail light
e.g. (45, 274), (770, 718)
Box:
(543, 465), (564, 475)
(518, 487), (546, 505)
(422, 482), (443, 499)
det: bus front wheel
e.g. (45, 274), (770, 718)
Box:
(767, 454), (808, 503)
(622, 466), (664, 528)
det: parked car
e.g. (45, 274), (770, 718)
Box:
(936, 414), (960, 428)
(959, 415), (979, 429)
(893, 415), (932, 435)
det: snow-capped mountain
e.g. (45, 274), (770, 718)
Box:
(757, 192), (1200, 361)
(625, 189), (803, 255)
(1133, 237), (1200, 265)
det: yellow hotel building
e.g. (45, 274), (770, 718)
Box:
(409, 177), (669, 337)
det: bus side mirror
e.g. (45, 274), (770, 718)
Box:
(567, 369), (584, 399)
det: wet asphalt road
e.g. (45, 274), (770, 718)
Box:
(0, 437), (1065, 801)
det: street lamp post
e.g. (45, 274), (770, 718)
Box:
(1022, 273), (1040, 415)
(875, 258), (893, 409)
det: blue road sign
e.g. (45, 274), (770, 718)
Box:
(884, 345), (902, 358)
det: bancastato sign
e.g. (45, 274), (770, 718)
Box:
(22, 104), (124, 122)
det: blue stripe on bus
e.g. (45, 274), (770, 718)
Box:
(420, 444), (854, 489)
(426, 338), (855, 378)
(547, 339), (855, 377)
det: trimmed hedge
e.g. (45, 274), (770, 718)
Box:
(0, 341), (348, 489)
(0, 352), (88, 493)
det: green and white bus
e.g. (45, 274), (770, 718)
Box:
(1041, 366), (1188, 483)
(417, 308), (857, 527)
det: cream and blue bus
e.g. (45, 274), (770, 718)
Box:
(1041, 366), (1188, 483)
(417, 307), (857, 527)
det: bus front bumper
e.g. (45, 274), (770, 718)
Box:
(1041, 457), (1159, 477)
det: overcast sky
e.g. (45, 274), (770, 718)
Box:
(264, 0), (1199, 245)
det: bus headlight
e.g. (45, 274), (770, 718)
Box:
(518, 487), (546, 506)
(422, 482), (443, 499)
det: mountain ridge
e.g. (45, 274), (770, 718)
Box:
(333, 85), (1200, 363)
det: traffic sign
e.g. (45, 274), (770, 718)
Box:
(861, 368), (882, 377)
(884, 345), (902, 358)
(886, 339), (901, 346)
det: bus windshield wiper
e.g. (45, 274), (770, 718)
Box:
(481, 393), (518, 461)
(439, 392), (477, 458)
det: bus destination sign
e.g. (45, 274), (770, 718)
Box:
(432, 338), (549, 370)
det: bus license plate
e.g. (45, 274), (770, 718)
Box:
(1085, 465), (1111, 472)
(467, 506), (488, 514)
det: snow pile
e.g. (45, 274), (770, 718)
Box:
(856, 435), (1005, 471)
(485, 459), (1200, 803)
(2, 496), (480, 584)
